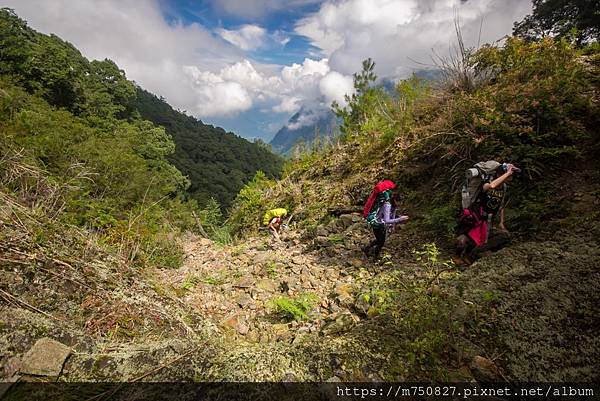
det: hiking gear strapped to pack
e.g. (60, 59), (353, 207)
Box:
(363, 180), (396, 218)
(460, 161), (500, 210)
(263, 208), (287, 226)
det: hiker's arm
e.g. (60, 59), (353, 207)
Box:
(382, 202), (409, 225)
(483, 166), (515, 192)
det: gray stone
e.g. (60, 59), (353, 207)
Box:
(20, 338), (71, 377)
(198, 238), (213, 247)
(2, 356), (22, 378)
(271, 323), (292, 341)
(281, 276), (299, 291)
(292, 333), (308, 345)
(236, 323), (249, 336)
(338, 214), (356, 229)
(314, 236), (332, 248)
(354, 294), (371, 316)
(237, 293), (253, 308)
(334, 283), (354, 308)
(221, 313), (249, 335)
(257, 279), (277, 292)
(253, 252), (272, 266)
(321, 313), (356, 335)
(233, 276), (255, 288)
(316, 226), (329, 237)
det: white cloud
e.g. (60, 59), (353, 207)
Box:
(217, 24), (267, 51)
(319, 71), (354, 106)
(183, 68), (252, 115)
(273, 97), (302, 113)
(1, 0), (249, 117)
(296, 0), (532, 77)
(274, 31), (291, 46)
(274, 58), (338, 113)
(287, 111), (320, 130)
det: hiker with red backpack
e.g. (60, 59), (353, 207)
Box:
(455, 161), (520, 265)
(362, 180), (410, 259)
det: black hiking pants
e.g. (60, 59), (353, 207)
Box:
(365, 225), (386, 258)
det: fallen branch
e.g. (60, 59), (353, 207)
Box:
(285, 212), (295, 226)
(38, 267), (94, 291)
(131, 347), (199, 382)
(426, 267), (455, 288)
(0, 257), (29, 265)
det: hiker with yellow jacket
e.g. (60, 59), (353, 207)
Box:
(263, 208), (287, 241)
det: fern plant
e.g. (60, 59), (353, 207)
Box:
(269, 293), (319, 321)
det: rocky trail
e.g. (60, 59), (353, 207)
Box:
(3, 211), (599, 387)
(2, 213), (434, 384)
(159, 213), (400, 342)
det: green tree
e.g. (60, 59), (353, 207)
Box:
(332, 58), (382, 137)
(513, 0), (600, 44)
(77, 59), (136, 120)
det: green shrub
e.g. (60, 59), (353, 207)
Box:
(228, 171), (275, 234)
(269, 293), (319, 321)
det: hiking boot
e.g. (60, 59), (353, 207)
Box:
(452, 255), (470, 267)
(361, 245), (372, 257)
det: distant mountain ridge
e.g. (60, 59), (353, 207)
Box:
(270, 109), (338, 155)
(270, 71), (442, 156)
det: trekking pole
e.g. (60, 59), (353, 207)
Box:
(285, 212), (295, 226)
(485, 214), (492, 243)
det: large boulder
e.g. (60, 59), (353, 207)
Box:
(20, 338), (71, 377)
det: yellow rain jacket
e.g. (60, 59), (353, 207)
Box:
(263, 208), (287, 226)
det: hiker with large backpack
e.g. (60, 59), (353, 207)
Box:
(263, 208), (287, 241)
(362, 180), (409, 259)
(455, 161), (520, 265)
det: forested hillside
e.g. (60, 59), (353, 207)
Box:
(134, 88), (283, 208)
(0, 8), (283, 210)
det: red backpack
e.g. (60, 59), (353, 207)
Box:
(362, 180), (396, 218)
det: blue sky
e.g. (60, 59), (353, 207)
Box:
(2, 0), (532, 141)
(158, 0), (324, 65)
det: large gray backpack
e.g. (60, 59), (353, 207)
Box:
(461, 161), (500, 209)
